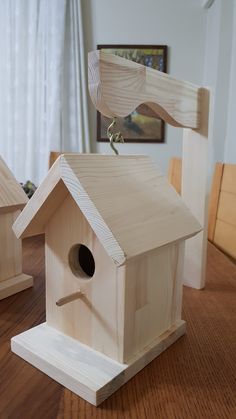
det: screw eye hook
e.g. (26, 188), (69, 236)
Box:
(106, 117), (124, 155)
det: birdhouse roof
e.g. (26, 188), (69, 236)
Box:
(0, 156), (28, 213)
(13, 154), (201, 266)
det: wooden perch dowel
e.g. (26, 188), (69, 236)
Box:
(88, 50), (201, 129)
(56, 291), (84, 307)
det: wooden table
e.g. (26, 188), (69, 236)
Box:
(0, 236), (235, 419)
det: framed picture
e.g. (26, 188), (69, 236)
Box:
(97, 44), (168, 143)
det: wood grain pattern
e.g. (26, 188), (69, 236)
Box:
(88, 52), (211, 290)
(123, 243), (184, 362)
(49, 151), (63, 169)
(0, 211), (22, 281)
(182, 88), (211, 289)
(88, 50), (201, 128)
(168, 157), (182, 195)
(45, 194), (125, 362)
(30, 178), (187, 364)
(208, 163), (236, 260)
(0, 210), (33, 299)
(208, 163), (224, 241)
(0, 156), (32, 297)
(13, 154), (201, 266)
(221, 163), (236, 193)
(0, 273), (33, 300)
(11, 320), (186, 406)
(1, 236), (236, 418)
(0, 156), (28, 213)
(214, 220), (236, 259)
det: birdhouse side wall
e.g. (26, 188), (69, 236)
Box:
(123, 242), (184, 362)
(45, 194), (125, 362)
(0, 210), (22, 282)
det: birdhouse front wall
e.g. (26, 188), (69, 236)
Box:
(0, 210), (22, 282)
(45, 193), (125, 362)
(123, 242), (184, 363)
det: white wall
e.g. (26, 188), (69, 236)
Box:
(83, 0), (207, 174)
(203, 0), (234, 168)
(202, 0), (236, 167)
(224, 1), (236, 162)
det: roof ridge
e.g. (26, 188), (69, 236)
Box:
(61, 155), (126, 266)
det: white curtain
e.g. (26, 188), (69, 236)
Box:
(0, 0), (90, 185)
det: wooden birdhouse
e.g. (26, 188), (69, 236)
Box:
(11, 153), (201, 405)
(0, 156), (33, 299)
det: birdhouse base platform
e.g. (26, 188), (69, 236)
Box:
(0, 273), (33, 300)
(11, 320), (186, 406)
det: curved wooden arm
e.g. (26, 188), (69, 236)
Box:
(88, 50), (201, 129)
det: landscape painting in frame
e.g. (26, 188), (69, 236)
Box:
(97, 45), (168, 143)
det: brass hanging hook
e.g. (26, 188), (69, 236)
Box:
(106, 117), (124, 155)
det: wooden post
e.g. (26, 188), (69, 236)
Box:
(182, 88), (211, 288)
(88, 50), (212, 289)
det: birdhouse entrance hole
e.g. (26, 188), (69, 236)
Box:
(68, 244), (95, 279)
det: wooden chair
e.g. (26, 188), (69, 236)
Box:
(208, 163), (236, 260)
(49, 152), (64, 169)
(168, 158), (236, 260)
(168, 157), (182, 195)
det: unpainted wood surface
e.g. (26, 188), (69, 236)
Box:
(49, 151), (63, 169)
(88, 50), (201, 128)
(0, 210), (33, 298)
(208, 162), (224, 241)
(182, 88), (211, 289)
(11, 320), (185, 406)
(45, 193), (183, 363)
(0, 211), (22, 282)
(168, 157), (182, 195)
(0, 273), (33, 300)
(123, 243), (184, 362)
(13, 160), (68, 239)
(0, 156), (28, 213)
(209, 163), (236, 260)
(1, 236), (236, 418)
(45, 194), (125, 362)
(13, 154), (201, 267)
(88, 51), (211, 290)
(49, 151), (76, 169)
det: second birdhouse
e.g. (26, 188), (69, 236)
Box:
(11, 154), (201, 405)
(0, 156), (33, 300)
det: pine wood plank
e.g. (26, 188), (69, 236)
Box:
(88, 50), (201, 128)
(11, 320), (186, 406)
(214, 219), (236, 259)
(13, 160), (68, 239)
(209, 163), (236, 260)
(0, 273), (33, 300)
(13, 154), (201, 266)
(168, 157), (182, 194)
(0, 156), (28, 213)
(49, 151), (63, 169)
(221, 163), (236, 194)
(217, 191), (236, 226)
(182, 88), (211, 289)
(123, 243), (184, 362)
(45, 194), (125, 362)
(0, 211), (22, 281)
(208, 163), (224, 241)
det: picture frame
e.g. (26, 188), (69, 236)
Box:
(97, 44), (168, 143)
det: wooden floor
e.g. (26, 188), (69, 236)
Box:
(0, 236), (235, 419)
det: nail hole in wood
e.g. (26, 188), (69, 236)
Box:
(68, 244), (95, 279)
